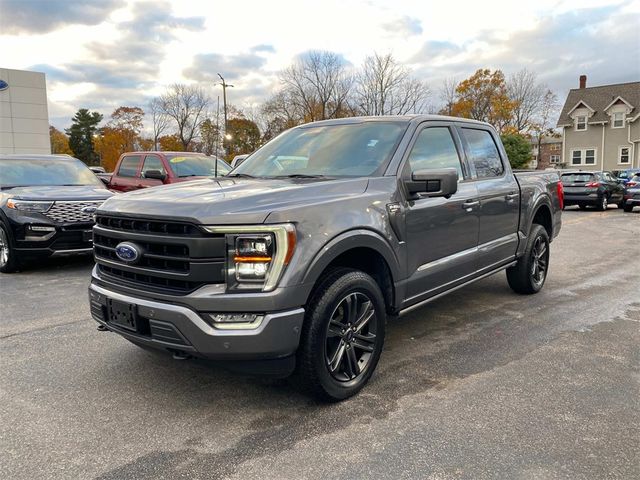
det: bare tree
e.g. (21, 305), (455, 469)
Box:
(280, 51), (354, 121)
(530, 89), (560, 168)
(149, 98), (170, 150)
(354, 53), (430, 115)
(507, 69), (546, 133)
(439, 77), (458, 115)
(159, 84), (210, 150)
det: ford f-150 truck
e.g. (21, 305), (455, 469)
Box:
(89, 115), (563, 401)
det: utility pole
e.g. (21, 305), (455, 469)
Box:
(214, 96), (220, 177)
(217, 73), (234, 156)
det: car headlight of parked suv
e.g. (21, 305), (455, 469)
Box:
(203, 224), (296, 292)
(7, 199), (54, 212)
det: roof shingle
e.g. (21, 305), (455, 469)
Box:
(556, 81), (640, 127)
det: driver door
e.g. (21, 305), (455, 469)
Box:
(402, 124), (480, 305)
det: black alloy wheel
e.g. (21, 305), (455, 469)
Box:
(325, 292), (378, 382)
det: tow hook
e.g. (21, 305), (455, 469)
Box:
(172, 351), (191, 361)
(97, 324), (109, 332)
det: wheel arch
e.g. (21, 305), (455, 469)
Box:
(301, 229), (402, 314)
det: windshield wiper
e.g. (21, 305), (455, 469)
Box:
(274, 174), (326, 179)
(0, 185), (29, 190)
(226, 173), (256, 178)
(177, 174), (200, 178)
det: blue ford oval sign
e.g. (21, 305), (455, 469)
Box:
(81, 206), (98, 214)
(115, 242), (141, 263)
(0, 80), (8, 91)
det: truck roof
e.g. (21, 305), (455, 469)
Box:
(299, 114), (492, 128)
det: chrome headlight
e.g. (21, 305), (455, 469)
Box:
(7, 199), (54, 212)
(203, 224), (296, 292)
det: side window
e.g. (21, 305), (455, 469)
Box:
(406, 127), (463, 179)
(462, 128), (504, 178)
(142, 155), (166, 177)
(117, 156), (141, 178)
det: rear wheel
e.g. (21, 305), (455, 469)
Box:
(623, 203), (634, 212)
(506, 225), (550, 295)
(0, 223), (21, 273)
(597, 195), (608, 211)
(295, 268), (386, 401)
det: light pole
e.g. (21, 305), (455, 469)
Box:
(217, 73), (234, 156)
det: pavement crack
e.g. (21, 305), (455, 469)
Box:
(0, 319), (86, 340)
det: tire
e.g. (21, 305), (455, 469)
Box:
(0, 222), (21, 273)
(623, 204), (634, 212)
(295, 268), (386, 401)
(578, 204), (587, 210)
(506, 225), (550, 295)
(597, 195), (608, 211)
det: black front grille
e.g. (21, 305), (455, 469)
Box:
(98, 264), (202, 293)
(93, 215), (226, 295)
(96, 215), (203, 236)
(94, 233), (189, 273)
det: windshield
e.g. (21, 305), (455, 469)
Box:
(561, 173), (595, 183)
(233, 122), (407, 177)
(0, 158), (104, 188)
(165, 155), (231, 177)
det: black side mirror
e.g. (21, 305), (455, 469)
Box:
(405, 168), (458, 198)
(144, 169), (167, 181)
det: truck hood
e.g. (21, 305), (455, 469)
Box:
(98, 177), (369, 225)
(2, 185), (113, 201)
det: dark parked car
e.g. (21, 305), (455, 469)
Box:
(108, 152), (232, 192)
(622, 174), (640, 212)
(89, 115), (562, 400)
(561, 171), (625, 210)
(0, 154), (113, 273)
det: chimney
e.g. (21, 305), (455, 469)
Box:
(579, 75), (587, 89)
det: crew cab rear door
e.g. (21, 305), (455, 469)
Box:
(401, 123), (480, 304)
(458, 127), (520, 269)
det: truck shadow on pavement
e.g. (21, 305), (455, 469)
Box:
(95, 275), (573, 480)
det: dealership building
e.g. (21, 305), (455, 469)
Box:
(0, 68), (51, 155)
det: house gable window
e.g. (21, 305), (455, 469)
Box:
(571, 149), (596, 166)
(575, 115), (587, 131)
(618, 146), (630, 164)
(612, 112), (625, 128)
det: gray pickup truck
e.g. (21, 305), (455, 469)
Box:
(89, 115), (562, 400)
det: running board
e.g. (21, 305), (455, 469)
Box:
(399, 261), (517, 317)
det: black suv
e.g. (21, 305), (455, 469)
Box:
(561, 171), (625, 210)
(0, 154), (113, 272)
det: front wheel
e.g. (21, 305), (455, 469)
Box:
(295, 268), (386, 401)
(506, 225), (550, 294)
(0, 223), (21, 273)
(623, 203), (634, 212)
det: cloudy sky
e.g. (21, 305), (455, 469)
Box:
(1, 0), (639, 130)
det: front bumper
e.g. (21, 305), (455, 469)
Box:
(88, 283), (305, 361)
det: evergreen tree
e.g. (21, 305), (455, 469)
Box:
(65, 109), (103, 164)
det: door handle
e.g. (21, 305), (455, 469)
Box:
(505, 192), (519, 202)
(462, 199), (480, 211)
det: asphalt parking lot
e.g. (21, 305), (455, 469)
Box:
(1, 207), (639, 480)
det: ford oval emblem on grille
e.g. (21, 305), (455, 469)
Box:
(81, 206), (98, 214)
(115, 242), (141, 263)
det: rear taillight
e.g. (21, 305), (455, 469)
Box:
(585, 182), (600, 187)
(557, 181), (564, 210)
(626, 181), (637, 187)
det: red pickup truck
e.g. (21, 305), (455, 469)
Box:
(107, 152), (232, 192)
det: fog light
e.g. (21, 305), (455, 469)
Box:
(29, 225), (55, 232)
(207, 313), (264, 330)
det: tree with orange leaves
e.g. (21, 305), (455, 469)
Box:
(450, 69), (518, 132)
